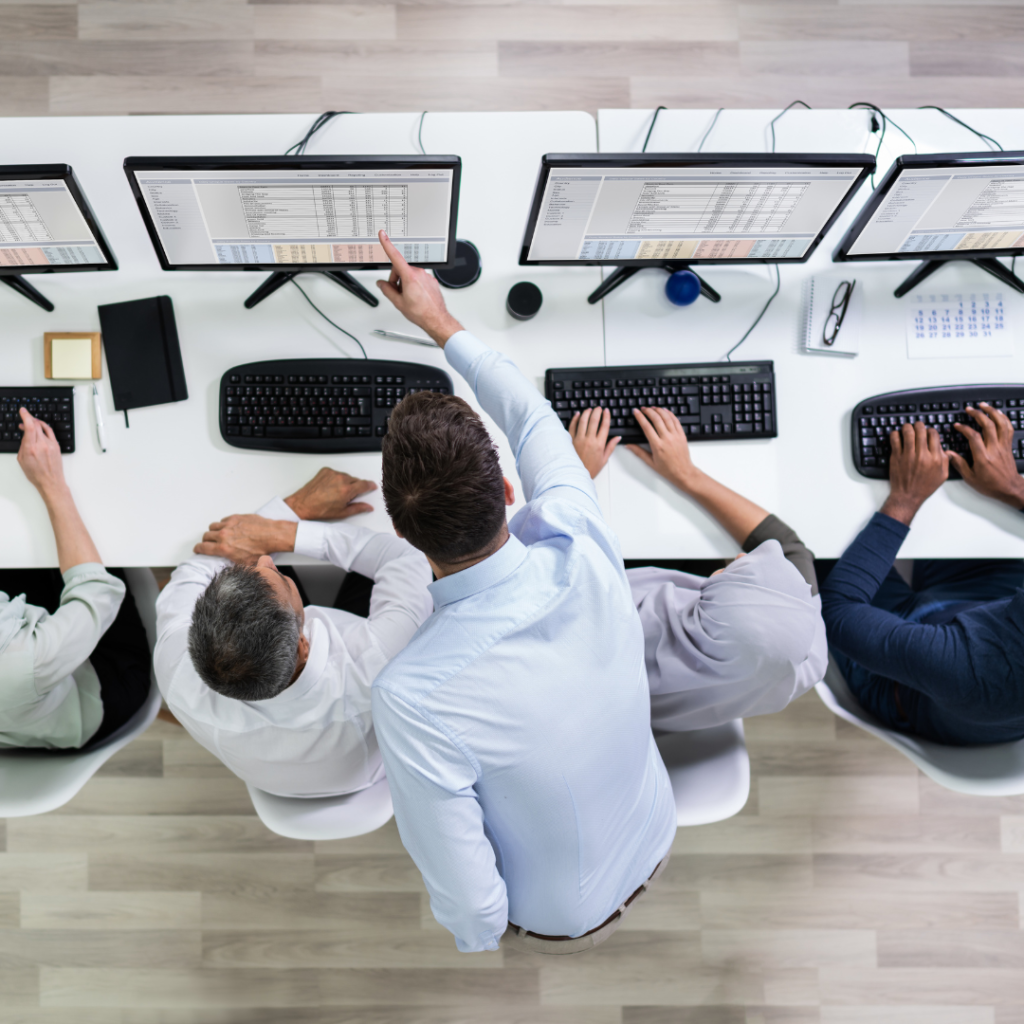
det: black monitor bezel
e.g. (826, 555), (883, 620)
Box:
(834, 151), (1024, 264)
(518, 152), (876, 267)
(123, 155), (461, 272)
(0, 164), (117, 276)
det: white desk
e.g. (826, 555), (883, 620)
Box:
(0, 111), (602, 567)
(598, 108), (1024, 558)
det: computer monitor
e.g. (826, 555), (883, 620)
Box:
(123, 155), (462, 310)
(0, 164), (117, 312)
(519, 153), (875, 305)
(833, 151), (1024, 297)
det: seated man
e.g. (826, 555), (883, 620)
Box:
(1, 408), (151, 749)
(821, 405), (1024, 745)
(369, 230), (677, 956)
(571, 404), (826, 731)
(154, 468), (432, 797)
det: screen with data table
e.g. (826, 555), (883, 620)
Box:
(836, 153), (1024, 261)
(125, 156), (461, 270)
(521, 154), (873, 266)
(0, 166), (114, 272)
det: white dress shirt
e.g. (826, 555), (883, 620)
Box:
(629, 540), (829, 732)
(0, 564), (124, 749)
(154, 497), (433, 798)
(371, 332), (678, 954)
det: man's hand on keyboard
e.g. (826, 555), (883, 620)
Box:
(376, 230), (464, 347)
(881, 421), (948, 526)
(627, 407), (700, 492)
(16, 408), (66, 500)
(194, 515), (298, 565)
(949, 403), (1024, 510)
(284, 468), (376, 521)
(569, 407), (620, 479)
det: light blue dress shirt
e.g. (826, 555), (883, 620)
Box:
(371, 331), (677, 953)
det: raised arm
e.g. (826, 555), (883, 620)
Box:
(375, 230), (597, 508)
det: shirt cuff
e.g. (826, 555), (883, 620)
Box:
(256, 496), (301, 522)
(444, 330), (490, 380)
(61, 563), (124, 590)
(872, 510), (912, 543)
(293, 517), (369, 563)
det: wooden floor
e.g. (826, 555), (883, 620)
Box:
(3, 0), (1024, 116)
(2, 692), (1023, 1022)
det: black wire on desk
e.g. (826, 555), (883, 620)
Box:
(848, 102), (916, 188)
(291, 279), (369, 359)
(918, 106), (1003, 151)
(417, 112), (428, 154)
(723, 265), (781, 363)
(285, 111), (356, 156)
(642, 106), (667, 152)
(769, 100), (812, 153)
(696, 109), (723, 153)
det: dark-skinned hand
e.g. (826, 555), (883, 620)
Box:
(880, 420), (948, 526)
(949, 403), (1024, 510)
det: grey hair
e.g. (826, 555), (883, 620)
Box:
(187, 564), (301, 702)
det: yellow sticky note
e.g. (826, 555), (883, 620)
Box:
(51, 337), (95, 379)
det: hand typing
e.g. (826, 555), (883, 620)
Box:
(569, 407), (620, 478)
(881, 420), (948, 525)
(948, 403), (1024, 509)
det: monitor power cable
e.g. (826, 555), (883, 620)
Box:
(695, 109), (723, 153)
(285, 111), (356, 156)
(723, 265), (781, 363)
(417, 111), (428, 154)
(848, 102), (916, 188)
(918, 106), (1003, 151)
(290, 279), (369, 359)
(769, 100), (812, 152)
(642, 106), (667, 153)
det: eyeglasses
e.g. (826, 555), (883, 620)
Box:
(823, 279), (855, 346)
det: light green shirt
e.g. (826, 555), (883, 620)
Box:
(0, 564), (125, 749)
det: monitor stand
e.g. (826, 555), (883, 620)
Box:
(2, 275), (55, 312)
(894, 257), (1024, 299)
(587, 264), (722, 306)
(244, 270), (380, 310)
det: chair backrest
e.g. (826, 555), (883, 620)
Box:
(0, 568), (163, 817)
(816, 660), (1024, 797)
(655, 720), (751, 827)
(247, 777), (394, 841)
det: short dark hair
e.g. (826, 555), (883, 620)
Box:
(382, 391), (507, 564)
(188, 564), (301, 702)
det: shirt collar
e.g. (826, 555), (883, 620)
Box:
(262, 617), (327, 704)
(428, 533), (528, 608)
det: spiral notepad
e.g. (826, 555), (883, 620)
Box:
(801, 273), (861, 357)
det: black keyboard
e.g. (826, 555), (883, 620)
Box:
(853, 385), (1024, 479)
(545, 361), (777, 441)
(219, 359), (453, 453)
(0, 388), (75, 454)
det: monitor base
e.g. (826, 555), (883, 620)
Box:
(894, 257), (1024, 298)
(2, 275), (55, 312)
(244, 270), (380, 310)
(586, 264), (722, 305)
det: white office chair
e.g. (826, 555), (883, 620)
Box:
(816, 658), (1024, 797)
(246, 777), (394, 841)
(0, 568), (163, 818)
(655, 720), (751, 826)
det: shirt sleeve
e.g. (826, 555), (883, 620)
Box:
(31, 564), (125, 693)
(820, 512), (973, 695)
(444, 331), (600, 513)
(294, 520), (433, 661)
(371, 685), (508, 952)
(743, 514), (819, 595)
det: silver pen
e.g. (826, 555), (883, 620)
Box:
(92, 381), (108, 453)
(371, 329), (437, 347)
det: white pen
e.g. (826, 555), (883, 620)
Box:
(371, 329), (437, 347)
(92, 381), (108, 452)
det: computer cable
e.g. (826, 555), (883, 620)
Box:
(695, 109), (723, 153)
(417, 111), (428, 154)
(769, 100), (811, 153)
(285, 111), (356, 156)
(642, 106), (667, 153)
(290, 279), (369, 359)
(722, 265), (781, 363)
(848, 102), (916, 188)
(918, 106), (1003, 151)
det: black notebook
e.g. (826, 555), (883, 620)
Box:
(97, 295), (188, 412)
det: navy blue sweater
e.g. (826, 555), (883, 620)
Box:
(820, 512), (1024, 745)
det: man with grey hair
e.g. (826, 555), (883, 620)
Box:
(153, 468), (433, 798)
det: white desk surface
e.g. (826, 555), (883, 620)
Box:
(0, 111), (603, 567)
(597, 108), (1024, 558)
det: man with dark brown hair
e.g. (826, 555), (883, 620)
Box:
(370, 231), (677, 956)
